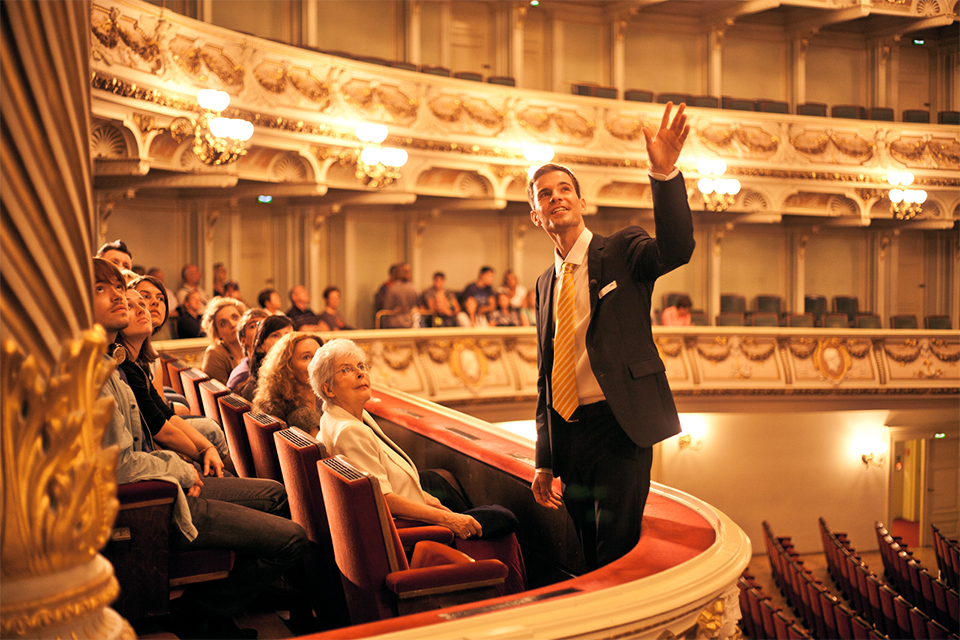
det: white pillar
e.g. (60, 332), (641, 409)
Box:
(708, 25), (726, 99)
(407, 0), (422, 65)
(552, 14), (565, 93)
(612, 16), (627, 94)
(511, 4), (527, 86)
(791, 37), (808, 108)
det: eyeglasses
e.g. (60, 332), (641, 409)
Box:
(335, 362), (369, 376)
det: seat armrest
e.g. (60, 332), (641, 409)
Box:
(409, 540), (475, 568)
(397, 526), (455, 547)
(117, 480), (178, 507)
(386, 550), (507, 598)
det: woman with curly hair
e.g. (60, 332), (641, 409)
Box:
(253, 332), (323, 436)
(200, 296), (247, 384)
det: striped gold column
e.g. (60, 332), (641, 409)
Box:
(1, 1), (131, 637)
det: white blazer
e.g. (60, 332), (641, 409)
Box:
(320, 402), (426, 504)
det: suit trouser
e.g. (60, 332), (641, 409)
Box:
(554, 410), (653, 572)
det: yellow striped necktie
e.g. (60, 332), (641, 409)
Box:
(552, 262), (578, 421)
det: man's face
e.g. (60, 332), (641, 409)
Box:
(93, 278), (129, 335)
(433, 275), (445, 289)
(267, 292), (282, 311)
(101, 250), (132, 272)
(480, 270), (494, 287)
(529, 170), (586, 234)
(184, 264), (200, 285)
(292, 286), (309, 307)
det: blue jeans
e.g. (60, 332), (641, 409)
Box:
(171, 477), (307, 618)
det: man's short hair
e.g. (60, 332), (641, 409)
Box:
(257, 288), (277, 308)
(96, 239), (132, 260)
(479, 266), (494, 277)
(93, 257), (124, 288)
(526, 163), (581, 209)
(433, 271), (445, 280)
(676, 295), (693, 309)
(322, 285), (339, 301)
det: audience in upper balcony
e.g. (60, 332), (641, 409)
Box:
(234, 314), (295, 401)
(661, 295), (693, 326)
(176, 263), (210, 307)
(254, 332), (324, 437)
(96, 239), (133, 272)
(500, 270), (527, 309)
(317, 286), (350, 331)
(380, 263), (420, 328)
(488, 292), (527, 327)
(212, 262), (228, 297)
(92, 258), (307, 640)
(222, 280), (244, 305)
(257, 287), (286, 316)
(461, 266), (497, 327)
(200, 296), (248, 384)
(226, 308), (269, 390)
(287, 285), (320, 331)
(520, 290), (537, 327)
(177, 290), (206, 339)
(421, 271), (462, 327)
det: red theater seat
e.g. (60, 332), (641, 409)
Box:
(243, 411), (285, 482)
(317, 455), (506, 624)
(218, 394), (255, 478)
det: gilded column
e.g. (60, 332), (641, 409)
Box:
(1, 1), (131, 637)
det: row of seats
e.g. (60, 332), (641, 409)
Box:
(932, 524), (960, 591)
(762, 521), (879, 639)
(159, 356), (511, 625)
(568, 86), (959, 124)
(318, 50), (516, 85)
(821, 518), (958, 639)
(739, 569), (811, 639)
(874, 522), (960, 636)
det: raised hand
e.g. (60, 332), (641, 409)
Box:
(642, 102), (690, 175)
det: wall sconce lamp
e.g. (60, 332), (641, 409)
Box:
(678, 419), (706, 452)
(861, 439), (889, 468)
(353, 124), (408, 188)
(887, 171), (926, 220)
(170, 89), (253, 166)
(697, 159), (740, 212)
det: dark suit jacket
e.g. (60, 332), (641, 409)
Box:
(534, 173), (695, 472)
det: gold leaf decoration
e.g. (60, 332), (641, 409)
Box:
(1, 330), (120, 580)
(697, 337), (732, 363)
(740, 338), (776, 362)
(288, 69), (331, 107)
(200, 48), (244, 87)
(735, 127), (780, 156)
(655, 337), (683, 358)
(829, 133), (875, 161)
(254, 60), (287, 94)
(929, 340), (960, 362)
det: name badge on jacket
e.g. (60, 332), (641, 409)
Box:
(599, 281), (617, 299)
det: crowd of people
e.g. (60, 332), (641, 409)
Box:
(92, 240), (529, 637)
(98, 240), (535, 340)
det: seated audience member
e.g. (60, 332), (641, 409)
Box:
(286, 285), (320, 330)
(488, 292), (526, 327)
(131, 264), (146, 276)
(235, 315), (295, 400)
(176, 263), (210, 307)
(661, 294), (693, 326)
(201, 297), (248, 384)
(133, 273), (176, 342)
(176, 290), (206, 339)
(311, 338), (525, 594)
(520, 289), (536, 327)
(222, 280), (244, 304)
(460, 266), (497, 327)
(257, 287), (286, 316)
(380, 263), (420, 328)
(421, 271), (461, 327)
(253, 333), (324, 436)
(93, 258), (307, 639)
(147, 267), (179, 322)
(227, 308), (269, 390)
(212, 262), (228, 297)
(96, 239), (133, 272)
(500, 270), (527, 309)
(317, 286), (350, 331)
(118, 284), (234, 474)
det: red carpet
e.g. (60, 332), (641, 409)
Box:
(892, 518), (920, 548)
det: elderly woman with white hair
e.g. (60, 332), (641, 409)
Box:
(310, 338), (526, 594)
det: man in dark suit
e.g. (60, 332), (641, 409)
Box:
(528, 102), (695, 571)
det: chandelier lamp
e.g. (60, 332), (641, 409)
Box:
(170, 89), (254, 166)
(523, 145), (556, 179)
(886, 171), (926, 220)
(696, 159), (740, 212)
(354, 124), (408, 188)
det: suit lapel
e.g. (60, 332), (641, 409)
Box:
(587, 233), (605, 314)
(538, 264), (557, 356)
(362, 409), (420, 484)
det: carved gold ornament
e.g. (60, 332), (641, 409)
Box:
(789, 338), (818, 359)
(697, 336), (732, 363)
(428, 95), (504, 132)
(740, 338), (776, 362)
(1, 330), (121, 636)
(342, 80), (418, 124)
(930, 340), (960, 362)
(382, 344), (414, 370)
(449, 341), (489, 387)
(656, 337), (683, 358)
(90, 5), (161, 66)
(518, 108), (594, 141)
(813, 339), (853, 383)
